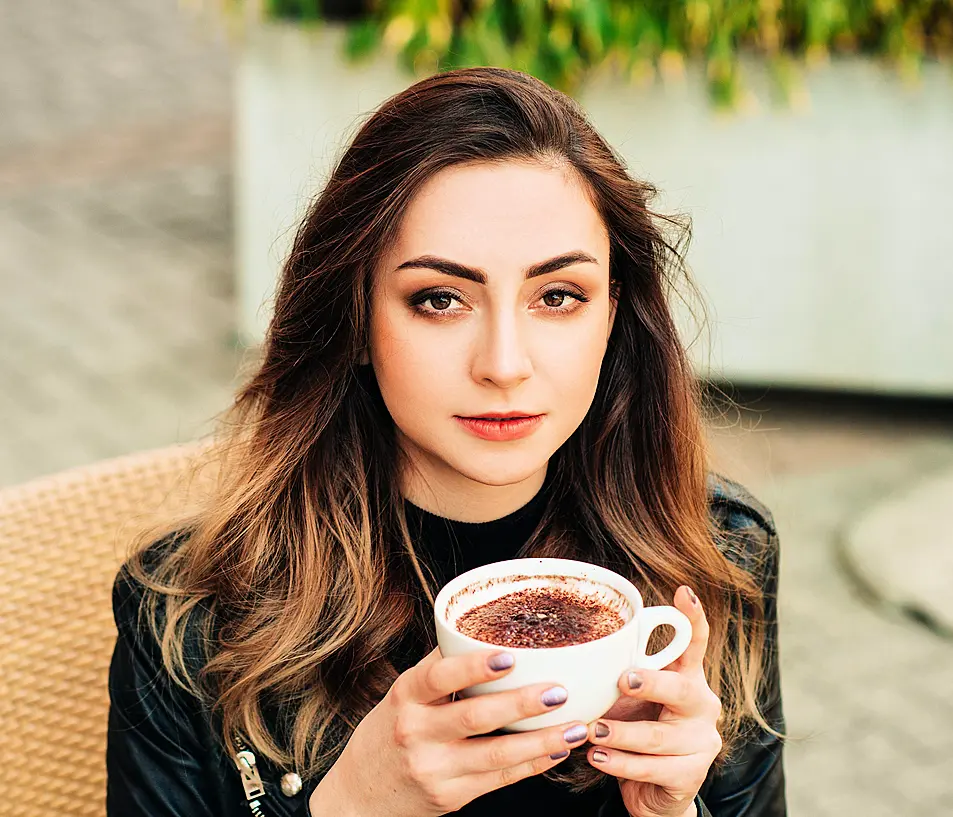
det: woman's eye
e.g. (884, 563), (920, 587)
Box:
(409, 287), (589, 318)
(539, 288), (588, 311)
(542, 290), (570, 309)
(428, 293), (455, 311)
(407, 291), (458, 313)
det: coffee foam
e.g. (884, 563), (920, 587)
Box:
(444, 573), (633, 633)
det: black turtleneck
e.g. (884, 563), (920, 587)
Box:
(393, 467), (623, 817)
(402, 466), (555, 590)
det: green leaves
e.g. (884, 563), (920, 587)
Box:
(232, 0), (953, 107)
(344, 17), (382, 60)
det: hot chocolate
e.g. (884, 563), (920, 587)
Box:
(454, 586), (626, 648)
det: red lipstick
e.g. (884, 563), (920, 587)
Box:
(455, 414), (544, 441)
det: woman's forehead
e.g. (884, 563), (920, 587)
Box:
(388, 162), (609, 274)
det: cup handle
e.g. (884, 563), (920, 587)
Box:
(631, 605), (693, 671)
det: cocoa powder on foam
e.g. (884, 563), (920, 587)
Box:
(454, 586), (625, 649)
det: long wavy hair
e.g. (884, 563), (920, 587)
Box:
(125, 66), (775, 793)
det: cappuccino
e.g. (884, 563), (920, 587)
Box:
(434, 557), (693, 731)
(455, 586), (625, 648)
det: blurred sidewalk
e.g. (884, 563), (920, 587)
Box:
(842, 461), (953, 636)
(0, 0), (241, 484)
(707, 397), (953, 816)
(2, 3), (953, 816)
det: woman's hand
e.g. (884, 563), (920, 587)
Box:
(311, 647), (589, 817)
(585, 586), (722, 817)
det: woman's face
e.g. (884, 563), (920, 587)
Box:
(368, 160), (615, 521)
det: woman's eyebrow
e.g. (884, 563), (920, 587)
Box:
(394, 251), (599, 285)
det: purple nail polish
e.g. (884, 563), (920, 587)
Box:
(550, 750), (570, 760)
(563, 724), (588, 743)
(488, 653), (514, 671)
(592, 749), (609, 763)
(541, 686), (568, 707)
(687, 587), (698, 606)
(627, 671), (643, 690)
(594, 721), (610, 738)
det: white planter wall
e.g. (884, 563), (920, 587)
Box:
(237, 24), (953, 396)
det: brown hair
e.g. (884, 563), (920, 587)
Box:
(125, 66), (775, 793)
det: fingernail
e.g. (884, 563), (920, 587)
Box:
(594, 721), (610, 738)
(488, 653), (514, 671)
(550, 750), (570, 760)
(563, 724), (588, 743)
(541, 686), (568, 707)
(687, 587), (698, 606)
(627, 671), (643, 690)
(592, 749), (609, 763)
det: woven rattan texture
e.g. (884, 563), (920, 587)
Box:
(0, 441), (216, 817)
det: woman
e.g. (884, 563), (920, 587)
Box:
(107, 66), (786, 817)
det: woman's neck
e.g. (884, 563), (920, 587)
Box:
(401, 463), (549, 523)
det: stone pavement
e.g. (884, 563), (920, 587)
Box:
(842, 462), (953, 637)
(0, 0), (242, 486)
(0, 0), (231, 159)
(3, 1), (953, 814)
(708, 407), (953, 816)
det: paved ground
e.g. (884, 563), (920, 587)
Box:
(0, 0), (241, 485)
(3, 2), (953, 814)
(843, 461), (953, 637)
(708, 403), (953, 816)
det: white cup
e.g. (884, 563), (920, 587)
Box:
(433, 557), (693, 731)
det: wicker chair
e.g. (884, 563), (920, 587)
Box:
(0, 441), (217, 817)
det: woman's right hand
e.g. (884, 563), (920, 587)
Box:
(309, 647), (590, 817)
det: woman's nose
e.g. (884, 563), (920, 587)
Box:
(469, 311), (533, 387)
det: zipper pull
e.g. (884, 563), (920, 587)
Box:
(234, 747), (266, 801)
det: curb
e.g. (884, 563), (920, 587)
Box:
(837, 455), (953, 639)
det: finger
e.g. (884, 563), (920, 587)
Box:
(587, 747), (696, 787)
(674, 585), (710, 672)
(588, 719), (716, 757)
(456, 720), (590, 774)
(401, 649), (516, 705)
(464, 743), (573, 797)
(428, 682), (571, 740)
(415, 646), (442, 670)
(411, 647), (454, 702)
(617, 668), (720, 719)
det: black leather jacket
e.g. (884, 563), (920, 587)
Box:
(106, 475), (786, 816)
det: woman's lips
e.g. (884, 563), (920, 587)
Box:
(455, 415), (544, 441)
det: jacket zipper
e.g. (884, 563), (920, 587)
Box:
(233, 735), (268, 817)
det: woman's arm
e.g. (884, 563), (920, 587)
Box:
(106, 565), (218, 816)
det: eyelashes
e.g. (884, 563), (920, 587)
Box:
(408, 287), (591, 319)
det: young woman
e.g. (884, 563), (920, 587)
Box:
(107, 66), (786, 817)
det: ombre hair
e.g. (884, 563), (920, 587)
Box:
(125, 66), (776, 793)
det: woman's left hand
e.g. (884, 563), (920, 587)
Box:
(585, 586), (722, 817)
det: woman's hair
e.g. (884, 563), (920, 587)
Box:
(125, 66), (775, 793)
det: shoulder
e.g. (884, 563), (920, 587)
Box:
(706, 472), (776, 538)
(111, 528), (209, 675)
(705, 473), (779, 588)
(112, 529), (191, 622)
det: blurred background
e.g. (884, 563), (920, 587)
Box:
(2, 1), (952, 815)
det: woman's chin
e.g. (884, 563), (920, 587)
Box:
(438, 450), (551, 489)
